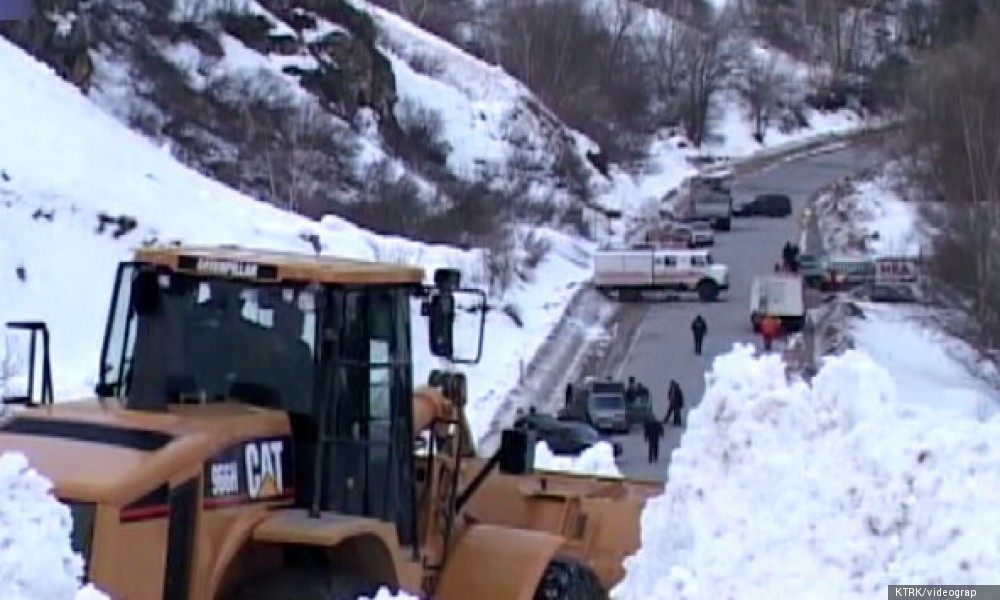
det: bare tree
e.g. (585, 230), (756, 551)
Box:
(905, 8), (1000, 350)
(737, 49), (788, 143)
(483, 0), (653, 159)
(677, 12), (732, 146)
(601, 0), (641, 89)
(646, 16), (688, 126)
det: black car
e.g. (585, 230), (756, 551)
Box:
(516, 412), (623, 457)
(733, 193), (792, 217)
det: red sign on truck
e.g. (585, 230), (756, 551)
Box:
(875, 257), (919, 282)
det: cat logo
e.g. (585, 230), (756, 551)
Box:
(245, 440), (285, 500)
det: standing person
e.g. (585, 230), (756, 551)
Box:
(625, 376), (638, 405)
(643, 415), (664, 463)
(691, 314), (707, 355)
(782, 242), (793, 270)
(789, 243), (801, 272)
(564, 382), (573, 409)
(760, 314), (781, 351)
(664, 379), (684, 427)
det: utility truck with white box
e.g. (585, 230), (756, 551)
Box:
(593, 246), (729, 302)
(660, 170), (735, 231)
(750, 273), (806, 333)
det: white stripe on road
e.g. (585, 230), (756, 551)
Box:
(615, 313), (646, 379)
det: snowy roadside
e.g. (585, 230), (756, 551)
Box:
(807, 158), (1000, 415)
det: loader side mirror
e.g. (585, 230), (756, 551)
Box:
(133, 270), (161, 316)
(421, 269), (486, 365)
(427, 291), (455, 359)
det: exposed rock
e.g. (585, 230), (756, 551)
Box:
(298, 30), (398, 123)
(0, 0), (95, 93)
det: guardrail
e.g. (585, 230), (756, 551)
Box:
(706, 118), (901, 175)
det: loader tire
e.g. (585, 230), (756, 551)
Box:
(533, 556), (608, 600)
(227, 567), (397, 600)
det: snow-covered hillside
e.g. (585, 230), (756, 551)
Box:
(613, 344), (1000, 599)
(0, 34), (588, 447)
(82, 0), (625, 220)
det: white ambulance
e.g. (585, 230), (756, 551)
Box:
(592, 245), (730, 302)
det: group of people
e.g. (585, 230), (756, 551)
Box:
(640, 379), (685, 464)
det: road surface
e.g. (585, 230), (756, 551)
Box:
(611, 142), (885, 480)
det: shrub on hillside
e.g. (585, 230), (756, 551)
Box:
(203, 70), (360, 215)
(387, 98), (452, 171)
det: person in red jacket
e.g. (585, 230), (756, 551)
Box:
(760, 314), (781, 352)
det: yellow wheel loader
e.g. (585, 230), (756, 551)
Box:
(0, 245), (663, 600)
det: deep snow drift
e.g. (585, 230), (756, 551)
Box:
(613, 344), (1000, 599)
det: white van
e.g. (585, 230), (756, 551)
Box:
(593, 247), (729, 302)
(750, 273), (805, 332)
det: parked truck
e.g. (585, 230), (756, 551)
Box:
(559, 378), (631, 434)
(750, 273), (806, 333)
(660, 170), (735, 231)
(593, 245), (729, 302)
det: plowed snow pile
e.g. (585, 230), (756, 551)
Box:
(535, 441), (622, 477)
(613, 344), (1000, 599)
(0, 452), (108, 600)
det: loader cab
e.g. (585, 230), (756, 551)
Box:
(92, 246), (485, 549)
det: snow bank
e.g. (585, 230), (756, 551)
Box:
(613, 344), (1000, 600)
(0, 452), (110, 600)
(850, 303), (1000, 422)
(534, 441), (622, 478)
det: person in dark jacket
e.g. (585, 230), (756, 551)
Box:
(564, 382), (573, 409)
(782, 242), (794, 270)
(624, 376), (638, 407)
(691, 315), (707, 355)
(643, 416), (664, 463)
(664, 379), (684, 427)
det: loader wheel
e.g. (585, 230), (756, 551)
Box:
(227, 567), (396, 600)
(533, 556), (607, 600)
(696, 279), (719, 302)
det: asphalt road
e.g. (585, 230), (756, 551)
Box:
(612, 142), (885, 480)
